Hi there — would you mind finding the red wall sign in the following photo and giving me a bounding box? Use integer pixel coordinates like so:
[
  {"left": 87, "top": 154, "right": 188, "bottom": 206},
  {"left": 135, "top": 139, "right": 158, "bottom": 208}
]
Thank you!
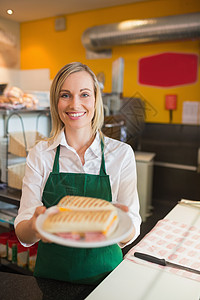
[
  {"left": 138, "top": 52, "right": 198, "bottom": 87},
  {"left": 165, "top": 94, "right": 177, "bottom": 110}
]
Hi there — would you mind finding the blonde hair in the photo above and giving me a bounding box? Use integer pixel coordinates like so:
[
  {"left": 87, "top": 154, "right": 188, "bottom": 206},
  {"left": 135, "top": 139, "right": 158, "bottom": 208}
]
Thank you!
[{"left": 49, "top": 62, "right": 104, "bottom": 140}]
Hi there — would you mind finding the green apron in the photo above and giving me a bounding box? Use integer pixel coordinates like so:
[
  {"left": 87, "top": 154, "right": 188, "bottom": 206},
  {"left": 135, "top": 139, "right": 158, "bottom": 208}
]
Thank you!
[{"left": 34, "top": 141, "right": 122, "bottom": 284}]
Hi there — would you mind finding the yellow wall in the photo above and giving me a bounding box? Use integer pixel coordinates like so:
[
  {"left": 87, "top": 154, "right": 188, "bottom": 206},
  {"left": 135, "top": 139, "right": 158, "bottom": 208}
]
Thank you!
[{"left": 20, "top": 0, "right": 200, "bottom": 123}]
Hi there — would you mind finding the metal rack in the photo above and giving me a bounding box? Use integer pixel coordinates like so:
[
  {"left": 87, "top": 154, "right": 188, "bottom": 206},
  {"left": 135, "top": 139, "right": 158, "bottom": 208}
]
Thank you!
[
  {"left": 3, "top": 109, "right": 51, "bottom": 188},
  {"left": 0, "top": 108, "right": 51, "bottom": 275},
  {"left": 0, "top": 108, "right": 50, "bottom": 137}
]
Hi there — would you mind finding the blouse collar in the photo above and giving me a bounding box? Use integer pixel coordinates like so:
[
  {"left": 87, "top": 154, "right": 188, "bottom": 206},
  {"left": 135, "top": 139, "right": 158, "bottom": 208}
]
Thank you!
[{"left": 46, "top": 128, "right": 102, "bottom": 158}]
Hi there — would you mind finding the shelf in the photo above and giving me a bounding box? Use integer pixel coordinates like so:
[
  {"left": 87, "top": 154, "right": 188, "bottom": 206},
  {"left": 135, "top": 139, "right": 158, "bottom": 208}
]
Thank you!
[
  {"left": 0, "top": 107, "right": 50, "bottom": 116},
  {"left": 0, "top": 107, "right": 51, "bottom": 137},
  {"left": 0, "top": 187, "right": 21, "bottom": 207},
  {"left": 0, "top": 213, "right": 15, "bottom": 225},
  {"left": 0, "top": 257, "right": 33, "bottom": 276}
]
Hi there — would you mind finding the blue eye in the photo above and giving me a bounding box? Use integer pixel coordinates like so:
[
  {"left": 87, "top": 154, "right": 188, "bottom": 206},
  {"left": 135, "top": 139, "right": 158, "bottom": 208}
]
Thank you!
[
  {"left": 82, "top": 93, "right": 89, "bottom": 97},
  {"left": 60, "top": 93, "right": 70, "bottom": 99}
]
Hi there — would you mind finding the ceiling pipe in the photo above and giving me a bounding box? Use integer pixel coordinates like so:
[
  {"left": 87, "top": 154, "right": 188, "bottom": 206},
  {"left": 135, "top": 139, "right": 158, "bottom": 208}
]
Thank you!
[{"left": 82, "top": 12, "right": 200, "bottom": 52}]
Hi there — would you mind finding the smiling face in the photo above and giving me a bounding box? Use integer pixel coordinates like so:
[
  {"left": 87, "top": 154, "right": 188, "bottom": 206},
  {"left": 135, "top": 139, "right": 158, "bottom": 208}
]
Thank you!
[{"left": 58, "top": 71, "right": 95, "bottom": 134}]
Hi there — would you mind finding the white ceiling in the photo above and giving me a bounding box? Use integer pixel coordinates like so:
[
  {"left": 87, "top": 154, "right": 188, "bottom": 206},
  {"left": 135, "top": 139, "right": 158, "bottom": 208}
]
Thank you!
[{"left": 0, "top": 0, "right": 150, "bottom": 23}]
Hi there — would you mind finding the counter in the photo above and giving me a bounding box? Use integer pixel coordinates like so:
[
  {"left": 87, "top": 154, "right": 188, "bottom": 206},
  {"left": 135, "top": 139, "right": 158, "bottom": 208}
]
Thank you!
[
  {"left": 86, "top": 203, "right": 200, "bottom": 300},
  {"left": 0, "top": 271, "right": 96, "bottom": 300}
]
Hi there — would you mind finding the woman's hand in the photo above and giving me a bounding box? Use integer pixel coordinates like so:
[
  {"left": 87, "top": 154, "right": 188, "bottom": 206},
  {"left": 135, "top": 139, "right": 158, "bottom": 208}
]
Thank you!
[
  {"left": 15, "top": 205, "right": 51, "bottom": 244},
  {"left": 31, "top": 206, "right": 51, "bottom": 243},
  {"left": 113, "top": 203, "right": 129, "bottom": 212}
]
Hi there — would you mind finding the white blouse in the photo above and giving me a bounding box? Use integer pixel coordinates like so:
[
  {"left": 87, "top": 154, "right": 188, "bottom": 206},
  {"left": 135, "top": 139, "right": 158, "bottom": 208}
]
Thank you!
[{"left": 14, "top": 130, "right": 141, "bottom": 247}]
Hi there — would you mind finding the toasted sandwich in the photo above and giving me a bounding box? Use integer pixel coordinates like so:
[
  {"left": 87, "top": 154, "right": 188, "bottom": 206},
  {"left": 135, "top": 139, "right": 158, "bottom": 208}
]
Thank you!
[
  {"left": 43, "top": 209, "right": 118, "bottom": 241},
  {"left": 57, "top": 195, "right": 115, "bottom": 211}
]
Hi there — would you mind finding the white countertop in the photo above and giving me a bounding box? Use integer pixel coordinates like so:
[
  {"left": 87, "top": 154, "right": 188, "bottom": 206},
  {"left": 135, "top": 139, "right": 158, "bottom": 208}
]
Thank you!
[{"left": 86, "top": 203, "right": 200, "bottom": 300}]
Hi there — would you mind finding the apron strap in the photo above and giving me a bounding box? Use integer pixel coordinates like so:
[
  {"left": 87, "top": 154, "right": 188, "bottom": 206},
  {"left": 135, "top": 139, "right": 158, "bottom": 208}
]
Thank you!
[
  {"left": 100, "top": 139, "right": 107, "bottom": 176},
  {"left": 52, "top": 145, "right": 60, "bottom": 174}
]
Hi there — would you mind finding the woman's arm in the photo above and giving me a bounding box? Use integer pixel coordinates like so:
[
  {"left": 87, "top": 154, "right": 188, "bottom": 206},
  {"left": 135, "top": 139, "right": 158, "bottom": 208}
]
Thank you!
[
  {"left": 15, "top": 206, "right": 47, "bottom": 244},
  {"left": 114, "top": 144, "right": 141, "bottom": 246}
]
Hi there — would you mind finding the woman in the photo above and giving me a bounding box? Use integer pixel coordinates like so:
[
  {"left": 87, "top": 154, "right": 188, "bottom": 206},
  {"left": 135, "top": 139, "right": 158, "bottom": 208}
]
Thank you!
[{"left": 14, "top": 62, "right": 141, "bottom": 284}]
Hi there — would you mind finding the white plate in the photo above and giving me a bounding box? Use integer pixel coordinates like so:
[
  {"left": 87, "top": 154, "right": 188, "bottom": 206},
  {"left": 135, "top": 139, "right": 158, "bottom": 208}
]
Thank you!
[{"left": 36, "top": 208, "right": 133, "bottom": 248}]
